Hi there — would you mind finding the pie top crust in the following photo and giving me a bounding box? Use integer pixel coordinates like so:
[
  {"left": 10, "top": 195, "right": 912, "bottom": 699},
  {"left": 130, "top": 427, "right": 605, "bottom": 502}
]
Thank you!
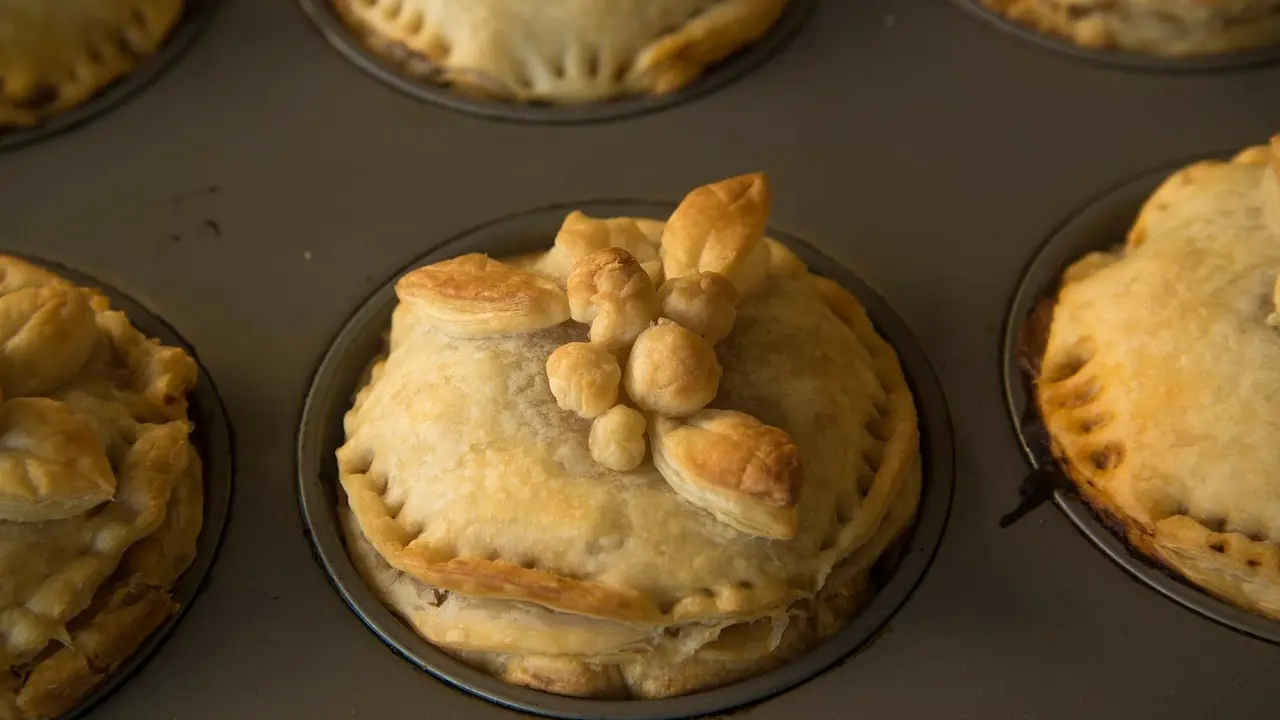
[
  {"left": 332, "top": 0, "right": 792, "bottom": 104},
  {"left": 980, "top": 0, "right": 1280, "bottom": 57},
  {"left": 0, "top": 0, "right": 184, "bottom": 129},
  {"left": 1037, "top": 137, "right": 1280, "bottom": 620},
  {"left": 0, "top": 256, "right": 202, "bottom": 720},
  {"left": 337, "top": 174, "right": 922, "bottom": 698}
]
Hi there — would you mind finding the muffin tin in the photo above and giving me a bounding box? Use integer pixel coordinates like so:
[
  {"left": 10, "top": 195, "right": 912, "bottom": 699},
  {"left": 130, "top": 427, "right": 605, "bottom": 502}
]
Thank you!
[
  {"left": 3, "top": 0, "right": 1280, "bottom": 718},
  {"left": 0, "top": 0, "right": 217, "bottom": 153},
  {"left": 12, "top": 256, "right": 234, "bottom": 720},
  {"left": 948, "top": 0, "right": 1280, "bottom": 72},
  {"left": 296, "top": 204, "right": 955, "bottom": 720},
  {"left": 1000, "top": 159, "right": 1280, "bottom": 645}
]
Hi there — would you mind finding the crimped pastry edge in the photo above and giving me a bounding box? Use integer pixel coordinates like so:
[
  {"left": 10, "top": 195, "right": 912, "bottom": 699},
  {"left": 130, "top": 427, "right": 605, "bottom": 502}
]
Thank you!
[{"left": 1033, "top": 144, "right": 1280, "bottom": 622}]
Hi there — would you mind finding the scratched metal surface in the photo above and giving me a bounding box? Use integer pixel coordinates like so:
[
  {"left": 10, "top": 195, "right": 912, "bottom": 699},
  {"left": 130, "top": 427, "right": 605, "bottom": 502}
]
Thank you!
[{"left": 0, "top": 0, "right": 1278, "bottom": 718}]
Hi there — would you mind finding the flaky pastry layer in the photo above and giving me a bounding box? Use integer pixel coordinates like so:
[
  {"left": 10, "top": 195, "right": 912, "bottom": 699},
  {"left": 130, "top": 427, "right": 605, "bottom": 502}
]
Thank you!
[
  {"left": 1037, "top": 138, "right": 1280, "bottom": 620},
  {"left": 0, "top": 256, "right": 202, "bottom": 720},
  {"left": 332, "top": 0, "right": 791, "bottom": 103}
]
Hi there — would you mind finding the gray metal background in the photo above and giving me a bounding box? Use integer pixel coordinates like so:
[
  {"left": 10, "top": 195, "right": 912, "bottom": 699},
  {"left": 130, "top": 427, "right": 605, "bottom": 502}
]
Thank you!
[{"left": 1, "top": 0, "right": 1277, "bottom": 718}]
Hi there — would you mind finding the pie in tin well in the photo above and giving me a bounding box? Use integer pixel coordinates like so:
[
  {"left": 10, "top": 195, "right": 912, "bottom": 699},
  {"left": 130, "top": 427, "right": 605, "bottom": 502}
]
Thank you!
[
  {"left": 0, "top": 256, "right": 202, "bottom": 720},
  {"left": 979, "top": 0, "right": 1280, "bottom": 58},
  {"left": 331, "top": 0, "right": 793, "bottom": 104},
  {"left": 1033, "top": 136, "right": 1280, "bottom": 621},
  {"left": 337, "top": 173, "right": 924, "bottom": 699},
  {"left": 0, "top": 0, "right": 184, "bottom": 130}
]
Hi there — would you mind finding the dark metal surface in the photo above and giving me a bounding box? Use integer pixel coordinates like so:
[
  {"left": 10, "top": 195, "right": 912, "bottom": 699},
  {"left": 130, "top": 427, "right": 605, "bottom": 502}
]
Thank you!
[
  {"left": 0, "top": 0, "right": 217, "bottom": 154},
  {"left": 295, "top": 205, "right": 956, "bottom": 719},
  {"left": 948, "top": 0, "right": 1280, "bottom": 73},
  {"left": 1, "top": 0, "right": 1279, "bottom": 718},
  {"left": 297, "top": 0, "right": 817, "bottom": 124},
  {"left": 999, "top": 161, "right": 1280, "bottom": 645},
  {"left": 12, "top": 256, "right": 235, "bottom": 720}
]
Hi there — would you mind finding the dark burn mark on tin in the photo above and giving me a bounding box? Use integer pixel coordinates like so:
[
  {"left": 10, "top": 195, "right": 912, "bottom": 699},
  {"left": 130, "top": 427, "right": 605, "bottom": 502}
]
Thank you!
[
  {"left": 203, "top": 219, "right": 222, "bottom": 237},
  {"left": 1000, "top": 294, "right": 1068, "bottom": 529}
]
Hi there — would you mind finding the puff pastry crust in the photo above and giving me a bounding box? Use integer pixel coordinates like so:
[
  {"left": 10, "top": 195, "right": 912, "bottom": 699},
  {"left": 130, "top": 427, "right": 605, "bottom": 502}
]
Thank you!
[
  {"left": 980, "top": 0, "right": 1280, "bottom": 57},
  {"left": 332, "top": 0, "right": 792, "bottom": 104},
  {"left": 337, "top": 175, "right": 922, "bottom": 698},
  {"left": 0, "top": 256, "right": 202, "bottom": 719},
  {"left": 1036, "top": 136, "right": 1280, "bottom": 620},
  {"left": 0, "top": 0, "right": 184, "bottom": 129}
]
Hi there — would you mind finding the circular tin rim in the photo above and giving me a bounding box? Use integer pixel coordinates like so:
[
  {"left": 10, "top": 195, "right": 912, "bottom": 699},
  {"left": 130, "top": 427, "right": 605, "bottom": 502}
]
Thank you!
[
  {"left": 999, "top": 157, "right": 1280, "bottom": 645},
  {"left": 296, "top": 201, "right": 955, "bottom": 719},
  {"left": 0, "top": 0, "right": 218, "bottom": 154},
  {"left": 8, "top": 253, "right": 237, "bottom": 718},
  {"left": 295, "top": 0, "right": 817, "bottom": 124},
  {"left": 948, "top": 0, "right": 1280, "bottom": 73}
]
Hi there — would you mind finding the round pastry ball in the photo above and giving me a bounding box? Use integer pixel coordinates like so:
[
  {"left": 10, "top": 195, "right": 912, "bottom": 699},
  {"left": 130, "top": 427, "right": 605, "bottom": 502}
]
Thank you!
[
  {"left": 546, "top": 342, "right": 621, "bottom": 419},
  {"left": 624, "top": 319, "right": 722, "bottom": 417},
  {"left": 657, "top": 271, "right": 738, "bottom": 345},
  {"left": 567, "top": 248, "right": 659, "bottom": 350},
  {"left": 589, "top": 405, "right": 648, "bottom": 472}
]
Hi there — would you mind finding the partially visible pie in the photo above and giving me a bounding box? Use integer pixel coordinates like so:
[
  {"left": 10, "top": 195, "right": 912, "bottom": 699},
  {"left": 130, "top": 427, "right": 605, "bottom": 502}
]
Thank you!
[
  {"left": 0, "top": 256, "right": 202, "bottom": 720},
  {"left": 337, "top": 173, "right": 923, "bottom": 699},
  {"left": 0, "top": 0, "right": 184, "bottom": 129},
  {"left": 1034, "top": 136, "right": 1280, "bottom": 620},
  {"left": 332, "top": 0, "right": 793, "bottom": 104},
  {"left": 979, "top": 0, "right": 1280, "bottom": 57}
]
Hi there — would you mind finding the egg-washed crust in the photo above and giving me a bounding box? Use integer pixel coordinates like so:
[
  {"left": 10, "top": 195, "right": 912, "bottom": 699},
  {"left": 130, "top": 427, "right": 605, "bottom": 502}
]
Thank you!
[
  {"left": 0, "top": 256, "right": 202, "bottom": 719},
  {"left": 1035, "top": 139, "right": 1280, "bottom": 621},
  {"left": 331, "top": 0, "right": 791, "bottom": 104},
  {"left": 339, "top": 254, "right": 920, "bottom": 630},
  {"left": 339, "top": 399, "right": 923, "bottom": 699},
  {"left": 0, "top": 0, "right": 184, "bottom": 130},
  {"left": 395, "top": 254, "right": 570, "bottom": 338},
  {"left": 979, "top": 0, "right": 1280, "bottom": 58}
]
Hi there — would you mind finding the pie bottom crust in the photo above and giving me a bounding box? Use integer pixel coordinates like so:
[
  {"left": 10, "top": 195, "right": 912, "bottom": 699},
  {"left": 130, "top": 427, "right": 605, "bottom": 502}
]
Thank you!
[{"left": 0, "top": 446, "right": 203, "bottom": 720}]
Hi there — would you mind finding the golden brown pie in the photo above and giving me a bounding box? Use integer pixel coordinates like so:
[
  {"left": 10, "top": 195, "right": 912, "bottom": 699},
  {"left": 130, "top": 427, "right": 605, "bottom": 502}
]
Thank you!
[
  {"left": 979, "top": 0, "right": 1280, "bottom": 57},
  {"left": 337, "top": 173, "right": 923, "bottom": 699},
  {"left": 1034, "top": 136, "right": 1280, "bottom": 621},
  {"left": 0, "top": 256, "right": 202, "bottom": 720},
  {"left": 332, "top": 0, "right": 792, "bottom": 104},
  {"left": 0, "top": 0, "right": 184, "bottom": 130}
]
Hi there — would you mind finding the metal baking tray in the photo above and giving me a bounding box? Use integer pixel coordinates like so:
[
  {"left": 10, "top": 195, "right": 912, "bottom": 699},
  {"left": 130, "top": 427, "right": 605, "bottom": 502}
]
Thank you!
[
  {"left": 999, "top": 158, "right": 1280, "bottom": 645},
  {"left": 298, "top": 0, "right": 818, "bottom": 123},
  {"left": 2, "top": 0, "right": 1280, "bottom": 718},
  {"left": 0, "top": 0, "right": 217, "bottom": 154},
  {"left": 948, "top": 0, "right": 1280, "bottom": 72},
  {"left": 295, "top": 204, "right": 956, "bottom": 720},
  {"left": 11, "top": 256, "right": 234, "bottom": 720}
]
